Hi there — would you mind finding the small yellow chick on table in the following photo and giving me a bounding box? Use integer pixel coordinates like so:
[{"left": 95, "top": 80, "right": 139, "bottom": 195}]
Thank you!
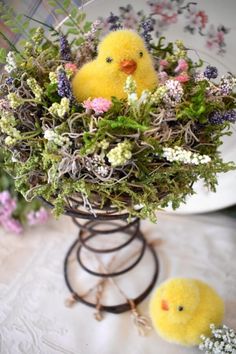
[
  {"left": 149, "top": 278, "right": 224, "bottom": 346},
  {"left": 72, "top": 30, "right": 158, "bottom": 101}
]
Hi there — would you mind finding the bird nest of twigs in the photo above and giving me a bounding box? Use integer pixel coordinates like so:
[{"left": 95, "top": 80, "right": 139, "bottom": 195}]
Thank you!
[{"left": 0, "top": 4, "right": 235, "bottom": 221}]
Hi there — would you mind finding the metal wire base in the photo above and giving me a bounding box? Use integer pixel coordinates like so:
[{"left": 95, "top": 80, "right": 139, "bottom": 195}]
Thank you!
[{"left": 64, "top": 217, "right": 159, "bottom": 314}]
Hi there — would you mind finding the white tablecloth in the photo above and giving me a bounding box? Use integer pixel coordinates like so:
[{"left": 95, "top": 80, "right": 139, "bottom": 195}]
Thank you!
[{"left": 0, "top": 212, "right": 236, "bottom": 354}]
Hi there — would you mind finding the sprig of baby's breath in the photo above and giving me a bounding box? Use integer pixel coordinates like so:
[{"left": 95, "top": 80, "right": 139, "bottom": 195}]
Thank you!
[{"left": 199, "top": 324, "right": 236, "bottom": 353}]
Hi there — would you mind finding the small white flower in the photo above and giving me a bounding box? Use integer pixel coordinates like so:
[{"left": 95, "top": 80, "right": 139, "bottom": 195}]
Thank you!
[
  {"left": 44, "top": 129, "right": 56, "bottom": 141},
  {"left": 139, "top": 90, "right": 151, "bottom": 104},
  {"left": 162, "top": 146, "right": 211, "bottom": 165},
  {"left": 4, "top": 51, "right": 17, "bottom": 73},
  {"left": 128, "top": 92, "right": 138, "bottom": 105}
]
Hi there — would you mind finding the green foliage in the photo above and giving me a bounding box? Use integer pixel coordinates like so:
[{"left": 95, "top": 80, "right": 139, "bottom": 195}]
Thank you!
[
  {"left": 0, "top": 47, "right": 6, "bottom": 64},
  {"left": 47, "top": 0, "right": 91, "bottom": 42},
  {"left": 151, "top": 36, "right": 174, "bottom": 58},
  {"left": 177, "top": 81, "right": 209, "bottom": 122},
  {"left": 98, "top": 116, "right": 149, "bottom": 132},
  {"left": 0, "top": 3, "right": 30, "bottom": 38}
]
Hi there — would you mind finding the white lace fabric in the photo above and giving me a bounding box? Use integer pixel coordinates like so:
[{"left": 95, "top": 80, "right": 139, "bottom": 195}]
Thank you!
[{"left": 0, "top": 213, "right": 235, "bottom": 354}]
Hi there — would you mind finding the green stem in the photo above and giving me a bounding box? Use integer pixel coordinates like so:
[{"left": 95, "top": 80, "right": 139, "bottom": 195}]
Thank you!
[
  {"left": 0, "top": 31, "right": 21, "bottom": 55},
  {"left": 24, "top": 15, "right": 61, "bottom": 36},
  {"left": 20, "top": 128, "right": 42, "bottom": 139}
]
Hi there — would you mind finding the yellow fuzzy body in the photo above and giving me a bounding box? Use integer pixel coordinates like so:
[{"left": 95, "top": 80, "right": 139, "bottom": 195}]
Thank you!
[
  {"left": 72, "top": 30, "right": 158, "bottom": 101},
  {"left": 149, "top": 278, "right": 224, "bottom": 346}
]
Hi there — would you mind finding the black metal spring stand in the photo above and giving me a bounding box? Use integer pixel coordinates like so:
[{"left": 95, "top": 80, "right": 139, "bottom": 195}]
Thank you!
[{"left": 41, "top": 197, "right": 159, "bottom": 314}]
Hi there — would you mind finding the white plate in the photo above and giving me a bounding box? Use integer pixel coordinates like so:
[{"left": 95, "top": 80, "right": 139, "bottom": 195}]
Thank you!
[{"left": 82, "top": 0, "right": 236, "bottom": 214}]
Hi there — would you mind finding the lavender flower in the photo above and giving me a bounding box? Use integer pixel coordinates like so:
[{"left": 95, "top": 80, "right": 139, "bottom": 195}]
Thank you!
[
  {"left": 208, "top": 110, "right": 236, "bottom": 124},
  {"left": 224, "top": 109, "right": 236, "bottom": 122},
  {"left": 5, "top": 77, "right": 14, "bottom": 85},
  {"left": 208, "top": 111, "right": 225, "bottom": 124},
  {"left": 85, "top": 20, "right": 101, "bottom": 40},
  {"left": 57, "top": 69, "right": 73, "bottom": 100},
  {"left": 140, "top": 17, "right": 154, "bottom": 48},
  {"left": 59, "top": 35, "right": 72, "bottom": 62},
  {"left": 204, "top": 65, "right": 218, "bottom": 79},
  {"left": 107, "top": 12, "right": 122, "bottom": 31}
]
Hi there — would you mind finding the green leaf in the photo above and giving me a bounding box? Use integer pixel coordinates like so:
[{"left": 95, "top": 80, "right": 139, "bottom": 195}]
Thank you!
[
  {"left": 83, "top": 21, "right": 92, "bottom": 32},
  {"left": 55, "top": 8, "right": 65, "bottom": 15},
  {"left": 1, "top": 15, "right": 10, "bottom": 21},
  {"left": 63, "top": 19, "right": 74, "bottom": 27},
  {"left": 99, "top": 116, "right": 149, "bottom": 132},
  {"left": 63, "top": 0, "right": 71, "bottom": 9},
  {"left": 67, "top": 28, "right": 79, "bottom": 35},
  {"left": 48, "top": 0, "right": 56, "bottom": 6},
  {"left": 70, "top": 7, "right": 78, "bottom": 18},
  {"left": 11, "top": 28, "right": 21, "bottom": 33},
  {"left": 5, "top": 20, "right": 15, "bottom": 26},
  {"left": 0, "top": 47, "right": 7, "bottom": 63},
  {"left": 16, "top": 14, "right": 23, "bottom": 22},
  {"left": 22, "top": 20, "right": 30, "bottom": 29},
  {"left": 74, "top": 37, "right": 84, "bottom": 46},
  {"left": 77, "top": 12, "right": 86, "bottom": 23}
]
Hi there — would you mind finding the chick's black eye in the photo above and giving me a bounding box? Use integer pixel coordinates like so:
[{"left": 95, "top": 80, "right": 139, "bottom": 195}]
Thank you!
[
  {"left": 139, "top": 51, "right": 143, "bottom": 58},
  {"left": 106, "top": 57, "right": 113, "bottom": 63},
  {"left": 178, "top": 306, "right": 184, "bottom": 312}
]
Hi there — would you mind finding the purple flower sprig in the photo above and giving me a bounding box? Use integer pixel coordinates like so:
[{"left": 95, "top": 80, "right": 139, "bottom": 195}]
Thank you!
[
  {"left": 204, "top": 65, "right": 218, "bottom": 79},
  {"left": 107, "top": 12, "right": 122, "bottom": 31},
  {"left": 57, "top": 69, "right": 73, "bottom": 101},
  {"left": 59, "top": 35, "right": 73, "bottom": 62},
  {"left": 140, "top": 17, "right": 154, "bottom": 49},
  {"left": 208, "top": 110, "right": 236, "bottom": 124}
]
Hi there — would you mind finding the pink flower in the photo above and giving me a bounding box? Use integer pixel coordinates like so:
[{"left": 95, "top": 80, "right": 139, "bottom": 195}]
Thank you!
[
  {"left": 83, "top": 98, "right": 112, "bottom": 115},
  {"left": 175, "top": 59, "right": 189, "bottom": 73},
  {"left": 0, "top": 191, "right": 17, "bottom": 217},
  {"left": 1, "top": 217, "right": 23, "bottom": 234},
  {"left": 0, "top": 191, "right": 11, "bottom": 204},
  {"left": 175, "top": 73, "right": 190, "bottom": 83},
  {"left": 64, "top": 62, "right": 77, "bottom": 75},
  {"left": 159, "top": 59, "right": 169, "bottom": 68},
  {"left": 158, "top": 71, "right": 169, "bottom": 84},
  {"left": 27, "top": 207, "right": 49, "bottom": 226},
  {"left": 83, "top": 99, "right": 93, "bottom": 111}
]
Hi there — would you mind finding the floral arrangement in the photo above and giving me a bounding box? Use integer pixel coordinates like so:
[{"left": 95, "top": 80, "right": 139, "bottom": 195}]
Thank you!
[
  {"left": 199, "top": 324, "right": 236, "bottom": 354},
  {"left": 0, "top": 160, "right": 48, "bottom": 234},
  {"left": 0, "top": 1, "right": 235, "bottom": 221}
]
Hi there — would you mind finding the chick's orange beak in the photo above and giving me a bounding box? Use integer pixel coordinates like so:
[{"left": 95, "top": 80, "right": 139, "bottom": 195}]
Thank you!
[
  {"left": 120, "top": 60, "right": 137, "bottom": 75},
  {"left": 161, "top": 300, "right": 169, "bottom": 311}
]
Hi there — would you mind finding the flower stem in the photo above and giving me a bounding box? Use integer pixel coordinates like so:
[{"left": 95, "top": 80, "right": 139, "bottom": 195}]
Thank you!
[{"left": 0, "top": 31, "right": 21, "bottom": 55}]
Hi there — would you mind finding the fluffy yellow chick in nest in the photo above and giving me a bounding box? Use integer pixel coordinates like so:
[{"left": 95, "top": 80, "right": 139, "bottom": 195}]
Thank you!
[
  {"left": 149, "top": 278, "right": 224, "bottom": 346},
  {"left": 72, "top": 30, "right": 158, "bottom": 101}
]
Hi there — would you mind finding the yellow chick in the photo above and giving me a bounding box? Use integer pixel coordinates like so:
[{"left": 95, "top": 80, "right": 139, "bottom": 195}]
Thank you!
[
  {"left": 149, "top": 278, "right": 224, "bottom": 346},
  {"left": 72, "top": 30, "right": 158, "bottom": 101}
]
